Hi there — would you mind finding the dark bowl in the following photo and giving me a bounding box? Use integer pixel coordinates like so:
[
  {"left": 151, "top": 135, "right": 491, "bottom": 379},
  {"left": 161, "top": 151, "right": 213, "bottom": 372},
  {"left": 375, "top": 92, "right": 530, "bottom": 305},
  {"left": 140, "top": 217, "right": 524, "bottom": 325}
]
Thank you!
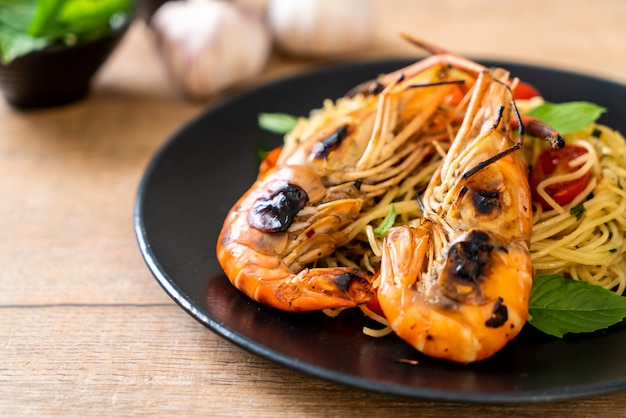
[
  {"left": 0, "top": 24, "right": 131, "bottom": 109},
  {"left": 137, "top": 0, "right": 172, "bottom": 23}
]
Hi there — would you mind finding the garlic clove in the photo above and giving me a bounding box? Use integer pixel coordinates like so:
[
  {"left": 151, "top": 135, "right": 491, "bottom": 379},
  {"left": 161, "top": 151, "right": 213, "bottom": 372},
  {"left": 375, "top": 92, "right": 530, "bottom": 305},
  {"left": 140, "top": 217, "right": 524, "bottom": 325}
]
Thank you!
[
  {"left": 267, "top": 0, "right": 374, "bottom": 57},
  {"left": 152, "top": 0, "right": 272, "bottom": 100}
]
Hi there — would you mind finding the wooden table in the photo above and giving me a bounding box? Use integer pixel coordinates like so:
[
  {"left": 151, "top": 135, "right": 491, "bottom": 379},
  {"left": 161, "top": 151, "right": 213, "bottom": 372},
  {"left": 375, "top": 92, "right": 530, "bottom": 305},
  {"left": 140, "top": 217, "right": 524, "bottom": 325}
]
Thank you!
[{"left": 2, "top": 0, "right": 625, "bottom": 416}]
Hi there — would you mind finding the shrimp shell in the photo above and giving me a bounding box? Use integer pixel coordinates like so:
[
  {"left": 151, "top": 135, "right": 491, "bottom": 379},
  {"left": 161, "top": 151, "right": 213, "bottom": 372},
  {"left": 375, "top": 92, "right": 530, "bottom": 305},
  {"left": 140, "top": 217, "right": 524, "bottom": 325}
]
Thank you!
[
  {"left": 377, "top": 68, "right": 533, "bottom": 363},
  {"left": 217, "top": 60, "right": 470, "bottom": 311}
]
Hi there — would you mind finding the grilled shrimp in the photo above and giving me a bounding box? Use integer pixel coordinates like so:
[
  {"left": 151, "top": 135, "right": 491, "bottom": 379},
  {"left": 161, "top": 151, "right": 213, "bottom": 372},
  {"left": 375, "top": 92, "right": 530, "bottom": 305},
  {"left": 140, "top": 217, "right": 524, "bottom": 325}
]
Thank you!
[
  {"left": 217, "top": 58, "right": 479, "bottom": 312},
  {"left": 377, "top": 67, "right": 534, "bottom": 363}
]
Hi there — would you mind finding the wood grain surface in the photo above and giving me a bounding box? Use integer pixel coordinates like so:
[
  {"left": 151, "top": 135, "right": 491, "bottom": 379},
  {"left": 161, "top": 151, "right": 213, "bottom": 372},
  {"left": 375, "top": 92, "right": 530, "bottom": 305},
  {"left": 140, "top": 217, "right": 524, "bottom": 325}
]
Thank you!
[{"left": 1, "top": 0, "right": 625, "bottom": 416}]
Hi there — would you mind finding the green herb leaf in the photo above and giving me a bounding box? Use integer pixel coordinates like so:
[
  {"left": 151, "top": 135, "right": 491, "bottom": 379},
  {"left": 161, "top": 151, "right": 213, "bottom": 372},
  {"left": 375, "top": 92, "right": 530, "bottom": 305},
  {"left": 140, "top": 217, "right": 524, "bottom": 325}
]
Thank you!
[
  {"left": 528, "top": 274, "right": 626, "bottom": 337},
  {"left": 28, "top": 0, "right": 64, "bottom": 37},
  {"left": 0, "top": 31, "right": 48, "bottom": 64},
  {"left": 258, "top": 113, "right": 299, "bottom": 135},
  {"left": 57, "top": 0, "right": 132, "bottom": 39},
  {"left": 0, "top": 0, "right": 133, "bottom": 64},
  {"left": 527, "top": 101, "right": 606, "bottom": 134},
  {"left": 374, "top": 204, "right": 396, "bottom": 237},
  {"left": 570, "top": 202, "right": 586, "bottom": 220}
]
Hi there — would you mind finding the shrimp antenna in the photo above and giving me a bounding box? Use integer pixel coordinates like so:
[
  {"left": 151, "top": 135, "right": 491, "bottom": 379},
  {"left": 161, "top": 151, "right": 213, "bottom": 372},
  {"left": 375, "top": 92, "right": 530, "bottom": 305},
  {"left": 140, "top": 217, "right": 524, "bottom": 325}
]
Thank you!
[
  {"left": 400, "top": 33, "right": 451, "bottom": 56},
  {"left": 461, "top": 79, "right": 524, "bottom": 180},
  {"left": 408, "top": 79, "right": 466, "bottom": 89}
]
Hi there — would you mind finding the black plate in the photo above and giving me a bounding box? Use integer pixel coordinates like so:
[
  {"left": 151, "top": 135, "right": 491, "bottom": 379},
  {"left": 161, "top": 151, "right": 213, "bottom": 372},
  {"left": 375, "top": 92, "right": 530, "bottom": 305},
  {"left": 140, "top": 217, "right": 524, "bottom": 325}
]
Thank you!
[{"left": 134, "top": 59, "right": 626, "bottom": 403}]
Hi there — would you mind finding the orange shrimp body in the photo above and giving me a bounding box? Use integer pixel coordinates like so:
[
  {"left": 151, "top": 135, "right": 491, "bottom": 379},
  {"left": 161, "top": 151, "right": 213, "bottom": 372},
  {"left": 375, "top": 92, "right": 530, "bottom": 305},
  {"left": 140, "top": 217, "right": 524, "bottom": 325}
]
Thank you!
[
  {"left": 377, "top": 68, "right": 533, "bottom": 363},
  {"left": 218, "top": 163, "right": 372, "bottom": 311},
  {"left": 217, "top": 62, "right": 466, "bottom": 312}
]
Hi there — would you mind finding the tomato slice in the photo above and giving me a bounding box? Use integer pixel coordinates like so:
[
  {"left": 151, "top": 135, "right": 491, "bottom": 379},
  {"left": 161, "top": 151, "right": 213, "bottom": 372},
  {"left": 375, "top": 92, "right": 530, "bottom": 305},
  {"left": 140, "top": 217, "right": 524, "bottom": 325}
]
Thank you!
[
  {"left": 512, "top": 81, "right": 541, "bottom": 100},
  {"left": 529, "top": 145, "right": 591, "bottom": 208}
]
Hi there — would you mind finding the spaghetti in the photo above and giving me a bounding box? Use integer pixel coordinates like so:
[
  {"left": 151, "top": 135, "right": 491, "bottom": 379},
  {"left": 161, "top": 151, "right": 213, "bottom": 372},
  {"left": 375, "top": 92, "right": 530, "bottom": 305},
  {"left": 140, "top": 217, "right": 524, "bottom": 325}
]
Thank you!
[
  {"left": 306, "top": 100, "right": 626, "bottom": 297},
  {"left": 305, "top": 97, "right": 626, "bottom": 334},
  {"left": 528, "top": 123, "right": 626, "bottom": 294},
  {"left": 283, "top": 91, "right": 453, "bottom": 277}
]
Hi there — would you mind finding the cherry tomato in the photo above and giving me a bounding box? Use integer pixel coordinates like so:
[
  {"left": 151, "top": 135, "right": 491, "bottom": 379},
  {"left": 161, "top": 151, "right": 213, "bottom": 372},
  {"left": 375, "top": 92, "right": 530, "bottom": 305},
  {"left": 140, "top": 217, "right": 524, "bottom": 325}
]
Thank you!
[
  {"left": 365, "top": 294, "right": 385, "bottom": 317},
  {"left": 529, "top": 145, "right": 591, "bottom": 208},
  {"left": 445, "top": 80, "right": 540, "bottom": 106},
  {"left": 512, "top": 81, "right": 541, "bottom": 100}
]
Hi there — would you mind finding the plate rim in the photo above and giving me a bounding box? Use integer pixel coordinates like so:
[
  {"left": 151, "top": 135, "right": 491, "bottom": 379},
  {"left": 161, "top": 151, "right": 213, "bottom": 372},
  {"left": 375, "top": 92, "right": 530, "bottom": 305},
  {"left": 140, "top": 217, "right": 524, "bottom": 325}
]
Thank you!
[{"left": 134, "top": 57, "right": 626, "bottom": 404}]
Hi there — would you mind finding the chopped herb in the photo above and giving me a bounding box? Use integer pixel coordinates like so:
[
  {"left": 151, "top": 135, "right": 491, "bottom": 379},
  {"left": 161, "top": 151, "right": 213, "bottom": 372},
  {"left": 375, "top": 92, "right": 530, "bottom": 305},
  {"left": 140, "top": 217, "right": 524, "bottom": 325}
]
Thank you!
[
  {"left": 591, "top": 127, "right": 603, "bottom": 138},
  {"left": 609, "top": 249, "right": 618, "bottom": 253},
  {"left": 258, "top": 113, "right": 299, "bottom": 135},
  {"left": 570, "top": 202, "right": 586, "bottom": 220},
  {"left": 374, "top": 204, "right": 396, "bottom": 237},
  {"left": 528, "top": 274, "right": 626, "bottom": 338},
  {"left": 527, "top": 101, "right": 606, "bottom": 134}
]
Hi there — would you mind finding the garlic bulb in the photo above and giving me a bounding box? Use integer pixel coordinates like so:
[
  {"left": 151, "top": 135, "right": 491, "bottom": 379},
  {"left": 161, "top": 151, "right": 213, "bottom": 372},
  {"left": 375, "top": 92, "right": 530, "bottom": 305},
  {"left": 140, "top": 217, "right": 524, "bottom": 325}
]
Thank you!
[
  {"left": 267, "top": 0, "right": 374, "bottom": 57},
  {"left": 151, "top": 0, "right": 271, "bottom": 100}
]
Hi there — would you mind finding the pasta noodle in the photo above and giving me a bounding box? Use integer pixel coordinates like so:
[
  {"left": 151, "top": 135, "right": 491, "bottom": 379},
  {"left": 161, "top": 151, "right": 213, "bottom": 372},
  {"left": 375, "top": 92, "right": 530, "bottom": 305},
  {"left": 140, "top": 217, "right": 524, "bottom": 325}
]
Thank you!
[
  {"left": 290, "top": 90, "right": 626, "bottom": 331},
  {"left": 344, "top": 121, "right": 626, "bottom": 335},
  {"left": 528, "top": 124, "right": 626, "bottom": 294},
  {"left": 334, "top": 119, "right": 626, "bottom": 297}
]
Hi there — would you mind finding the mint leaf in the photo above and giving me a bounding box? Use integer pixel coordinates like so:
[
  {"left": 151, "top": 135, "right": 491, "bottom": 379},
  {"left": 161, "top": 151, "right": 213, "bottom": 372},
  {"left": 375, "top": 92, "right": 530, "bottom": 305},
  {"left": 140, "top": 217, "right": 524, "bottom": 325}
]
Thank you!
[
  {"left": 527, "top": 101, "right": 606, "bottom": 134},
  {"left": 0, "top": 1, "right": 38, "bottom": 63},
  {"left": 28, "top": 0, "right": 64, "bottom": 37},
  {"left": 528, "top": 274, "right": 626, "bottom": 337},
  {"left": 0, "top": 0, "right": 133, "bottom": 64},
  {"left": 57, "top": 0, "right": 132, "bottom": 40},
  {"left": 374, "top": 204, "right": 396, "bottom": 237},
  {"left": 258, "top": 113, "right": 299, "bottom": 135},
  {"left": 0, "top": 31, "right": 48, "bottom": 64}
]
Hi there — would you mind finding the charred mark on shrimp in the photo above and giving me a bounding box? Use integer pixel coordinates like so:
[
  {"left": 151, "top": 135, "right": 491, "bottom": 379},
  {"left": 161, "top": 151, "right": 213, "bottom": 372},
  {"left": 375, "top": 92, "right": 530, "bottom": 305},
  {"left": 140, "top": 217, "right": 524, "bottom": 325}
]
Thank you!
[
  {"left": 313, "top": 125, "right": 349, "bottom": 159},
  {"left": 334, "top": 272, "right": 368, "bottom": 293},
  {"left": 472, "top": 188, "right": 501, "bottom": 215},
  {"left": 441, "top": 231, "right": 494, "bottom": 302},
  {"left": 248, "top": 183, "right": 308, "bottom": 233},
  {"left": 368, "top": 81, "right": 385, "bottom": 95},
  {"left": 485, "top": 297, "right": 508, "bottom": 328},
  {"left": 453, "top": 231, "right": 493, "bottom": 281}
]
